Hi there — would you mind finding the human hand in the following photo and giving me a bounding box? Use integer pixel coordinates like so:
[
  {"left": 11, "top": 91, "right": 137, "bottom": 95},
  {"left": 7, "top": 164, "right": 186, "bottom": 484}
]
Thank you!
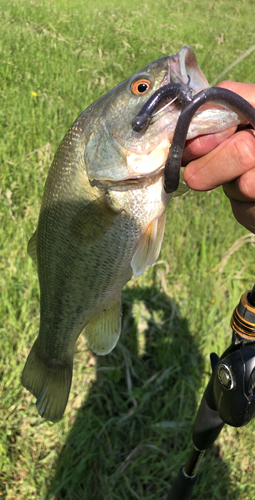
[{"left": 183, "top": 81, "right": 255, "bottom": 233}]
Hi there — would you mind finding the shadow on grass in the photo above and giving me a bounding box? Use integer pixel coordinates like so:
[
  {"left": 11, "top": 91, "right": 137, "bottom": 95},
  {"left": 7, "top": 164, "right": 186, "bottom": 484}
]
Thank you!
[{"left": 46, "top": 284, "right": 233, "bottom": 500}]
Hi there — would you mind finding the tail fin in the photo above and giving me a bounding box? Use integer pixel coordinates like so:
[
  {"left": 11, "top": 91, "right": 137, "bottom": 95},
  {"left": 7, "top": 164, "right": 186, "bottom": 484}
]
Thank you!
[{"left": 21, "top": 340, "right": 73, "bottom": 423}]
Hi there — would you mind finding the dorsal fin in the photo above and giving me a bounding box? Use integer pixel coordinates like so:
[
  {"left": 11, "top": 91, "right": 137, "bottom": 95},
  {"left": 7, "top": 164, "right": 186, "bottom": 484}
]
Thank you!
[{"left": 27, "top": 231, "right": 37, "bottom": 266}]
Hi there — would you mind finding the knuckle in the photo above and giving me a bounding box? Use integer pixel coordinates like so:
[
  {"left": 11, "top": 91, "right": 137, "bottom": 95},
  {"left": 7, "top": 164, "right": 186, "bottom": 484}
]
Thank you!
[
  {"left": 218, "top": 80, "right": 234, "bottom": 88},
  {"left": 239, "top": 169, "right": 255, "bottom": 200},
  {"left": 232, "top": 131, "right": 255, "bottom": 173}
]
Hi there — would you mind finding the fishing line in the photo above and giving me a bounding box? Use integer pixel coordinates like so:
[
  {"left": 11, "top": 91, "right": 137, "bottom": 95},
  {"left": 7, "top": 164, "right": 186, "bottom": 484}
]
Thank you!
[
  {"left": 150, "top": 96, "right": 178, "bottom": 117},
  {"left": 210, "top": 44, "right": 255, "bottom": 86}
]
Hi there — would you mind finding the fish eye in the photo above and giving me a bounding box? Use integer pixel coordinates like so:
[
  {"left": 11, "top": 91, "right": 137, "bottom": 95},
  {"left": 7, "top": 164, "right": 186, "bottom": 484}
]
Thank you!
[{"left": 131, "top": 78, "right": 152, "bottom": 95}]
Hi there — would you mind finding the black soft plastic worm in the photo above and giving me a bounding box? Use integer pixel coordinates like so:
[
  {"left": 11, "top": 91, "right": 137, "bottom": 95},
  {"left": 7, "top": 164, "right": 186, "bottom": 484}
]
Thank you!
[
  {"left": 163, "top": 87, "right": 255, "bottom": 193},
  {"left": 131, "top": 81, "right": 193, "bottom": 132}
]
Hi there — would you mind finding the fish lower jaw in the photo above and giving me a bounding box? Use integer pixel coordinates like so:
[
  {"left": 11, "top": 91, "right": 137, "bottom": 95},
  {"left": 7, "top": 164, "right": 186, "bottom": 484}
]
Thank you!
[
  {"left": 90, "top": 166, "right": 165, "bottom": 190},
  {"left": 126, "top": 137, "right": 170, "bottom": 177}
]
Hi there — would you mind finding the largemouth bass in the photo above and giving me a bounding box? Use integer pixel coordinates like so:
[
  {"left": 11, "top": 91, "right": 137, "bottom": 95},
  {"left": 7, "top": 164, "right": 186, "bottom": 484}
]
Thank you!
[{"left": 22, "top": 46, "right": 243, "bottom": 422}]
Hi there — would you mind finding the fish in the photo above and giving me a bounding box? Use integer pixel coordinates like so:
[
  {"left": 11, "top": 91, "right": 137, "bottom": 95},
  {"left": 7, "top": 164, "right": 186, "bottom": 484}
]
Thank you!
[{"left": 22, "top": 46, "right": 244, "bottom": 422}]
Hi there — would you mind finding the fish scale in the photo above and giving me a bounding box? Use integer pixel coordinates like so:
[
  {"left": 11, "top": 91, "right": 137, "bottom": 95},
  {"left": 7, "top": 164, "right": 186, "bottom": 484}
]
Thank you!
[{"left": 22, "top": 46, "right": 244, "bottom": 422}]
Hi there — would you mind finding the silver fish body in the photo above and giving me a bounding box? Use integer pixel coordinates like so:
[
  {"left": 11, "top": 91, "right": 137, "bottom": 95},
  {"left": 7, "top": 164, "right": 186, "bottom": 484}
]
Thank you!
[{"left": 22, "top": 46, "right": 243, "bottom": 422}]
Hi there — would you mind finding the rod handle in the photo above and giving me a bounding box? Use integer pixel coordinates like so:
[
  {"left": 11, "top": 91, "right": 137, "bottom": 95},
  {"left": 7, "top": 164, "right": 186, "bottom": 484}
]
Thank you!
[{"left": 167, "top": 466, "right": 197, "bottom": 500}]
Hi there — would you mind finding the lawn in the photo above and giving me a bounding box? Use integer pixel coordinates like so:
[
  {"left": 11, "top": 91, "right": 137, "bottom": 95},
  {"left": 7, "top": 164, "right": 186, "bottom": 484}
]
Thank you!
[{"left": 1, "top": 0, "right": 255, "bottom": 498}]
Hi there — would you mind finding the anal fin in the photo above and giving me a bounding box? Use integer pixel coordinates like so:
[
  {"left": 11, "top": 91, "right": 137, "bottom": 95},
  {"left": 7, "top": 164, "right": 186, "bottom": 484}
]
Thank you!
[
  {"left": 86, "top": 299, "right": 122, "bottom": 355},
  {"left": 22, "top": 339, "right": 73, "bottom": 423}
]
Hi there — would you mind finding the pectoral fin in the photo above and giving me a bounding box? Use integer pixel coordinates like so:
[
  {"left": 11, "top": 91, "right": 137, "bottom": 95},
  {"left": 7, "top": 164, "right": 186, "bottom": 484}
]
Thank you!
[
  {"left": 27, "top": 230, "right": 37, "bottom": 266},
  {"left": 71, "top": 196, "right": 120, "bottom": 243},
  {"left": 86, "top": 299, "right": 122, "bottom": 355},
  {"left": 131, "top": 213, "right": 166, "bottom": 278},
  {"left": 173, "top": 182, "right": 189, "bottom": 197}
]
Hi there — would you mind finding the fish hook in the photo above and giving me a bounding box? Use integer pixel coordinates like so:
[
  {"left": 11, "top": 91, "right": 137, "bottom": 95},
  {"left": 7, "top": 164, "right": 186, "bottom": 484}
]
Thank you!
[
  {"left": 132, "top": 78, "right": 193, "bottom": 133},
  {"left": 163, "top": 87, "right": 255, "bottom": 193}
]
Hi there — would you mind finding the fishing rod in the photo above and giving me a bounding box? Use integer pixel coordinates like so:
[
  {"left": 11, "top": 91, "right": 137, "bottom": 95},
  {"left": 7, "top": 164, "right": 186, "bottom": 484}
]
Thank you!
[{"left": 133, "top": 86, "right": 255, "bottom": 499}]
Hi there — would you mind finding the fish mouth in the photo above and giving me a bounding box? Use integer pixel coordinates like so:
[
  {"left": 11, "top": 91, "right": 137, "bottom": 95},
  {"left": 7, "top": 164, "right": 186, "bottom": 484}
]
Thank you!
[
  {"left": 146, "top": 46, "right": 242, "bottom": 138},
  {"left": 143, "top": 46, "right": 210, "bottom": 121},
  {"left": 90, "top": 165, "right": 165, "bottom": 190},
  {"left": 124, "top": 46, "right": 243, "bottom": 179},
  {"left": 168, "top": 46, "right": 210, "bottom": 92},
  {"left": 129, "top": 46, "right": 212, "bottom": 137},
  {"left": 166, "top": 46, "right": 244, "bottom": 135}
]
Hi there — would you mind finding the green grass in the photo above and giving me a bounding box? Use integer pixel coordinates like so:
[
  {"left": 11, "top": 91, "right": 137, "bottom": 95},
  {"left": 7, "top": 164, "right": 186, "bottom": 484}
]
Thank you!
[{"left": 1, "top": 0, "right": 255, "bottom": 498}]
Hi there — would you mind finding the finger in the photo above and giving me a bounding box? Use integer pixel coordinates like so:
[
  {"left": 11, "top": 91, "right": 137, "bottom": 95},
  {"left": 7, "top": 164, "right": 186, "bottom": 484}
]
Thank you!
[
  {"left": 183, "top": 129, "right": 255, "bottom": 191},
  {"left": 227, "top": 198, "right": 255, "bottom": 234},
  {"left": 217, "top": 81, "right": 255, "bottom": 108},
  {"left": 223, "top": 167, "right": 255, "bottom": 202},
  {"left": 183, "top": 80, "right": 255, "bottom": 162},
  {"left": 183, "top": 126, "right": 236, "bottom": 163}
]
